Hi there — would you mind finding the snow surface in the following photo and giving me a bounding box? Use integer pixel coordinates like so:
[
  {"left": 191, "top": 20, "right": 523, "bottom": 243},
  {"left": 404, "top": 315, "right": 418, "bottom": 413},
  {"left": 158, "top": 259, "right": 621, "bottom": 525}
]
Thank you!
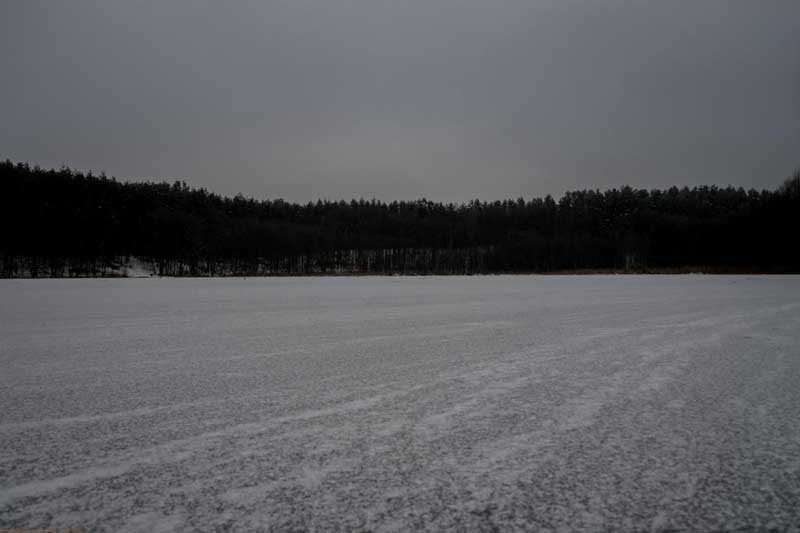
[{"left": 1, "top": 275, "right": 799, "bottom": 531}]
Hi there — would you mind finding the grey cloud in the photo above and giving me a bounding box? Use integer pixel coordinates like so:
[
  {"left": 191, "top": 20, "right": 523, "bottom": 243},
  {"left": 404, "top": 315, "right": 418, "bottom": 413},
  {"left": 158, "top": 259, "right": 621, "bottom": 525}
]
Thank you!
[{"left": 2, "top": 0, "right": 798, "bottom": 201}]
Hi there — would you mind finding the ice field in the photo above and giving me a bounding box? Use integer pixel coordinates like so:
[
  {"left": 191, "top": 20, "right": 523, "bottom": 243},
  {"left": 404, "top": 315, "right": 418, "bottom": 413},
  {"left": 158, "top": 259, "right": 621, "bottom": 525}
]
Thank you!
[{"left": 1, "top": 275, "right": 799, "bottom": 531}]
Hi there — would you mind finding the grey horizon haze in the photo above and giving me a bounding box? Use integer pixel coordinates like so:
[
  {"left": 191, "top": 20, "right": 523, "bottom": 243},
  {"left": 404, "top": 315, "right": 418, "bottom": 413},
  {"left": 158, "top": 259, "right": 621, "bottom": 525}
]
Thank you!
[{"left": 2, "top": 0, "right": 798, "bottom": 202}]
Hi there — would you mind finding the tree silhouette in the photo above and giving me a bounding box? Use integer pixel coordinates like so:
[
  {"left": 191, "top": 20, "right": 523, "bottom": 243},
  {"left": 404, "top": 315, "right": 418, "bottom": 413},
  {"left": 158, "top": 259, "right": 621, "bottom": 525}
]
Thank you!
[{"left": 1, "top": 159, "right": 798, "bottom": 277}]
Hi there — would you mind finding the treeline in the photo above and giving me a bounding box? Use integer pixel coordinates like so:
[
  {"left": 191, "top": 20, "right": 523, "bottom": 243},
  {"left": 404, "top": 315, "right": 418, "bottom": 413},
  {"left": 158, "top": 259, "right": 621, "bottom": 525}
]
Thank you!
[{"left": 1, "top": 159, "right": 798, "bottom": 277}]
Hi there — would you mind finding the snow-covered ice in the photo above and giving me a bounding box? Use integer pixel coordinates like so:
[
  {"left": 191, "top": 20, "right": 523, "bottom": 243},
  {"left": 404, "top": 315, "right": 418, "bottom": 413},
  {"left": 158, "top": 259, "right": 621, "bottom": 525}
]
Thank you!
[{"left": 1, "top": 275, "right": 799, "bottom": 531}]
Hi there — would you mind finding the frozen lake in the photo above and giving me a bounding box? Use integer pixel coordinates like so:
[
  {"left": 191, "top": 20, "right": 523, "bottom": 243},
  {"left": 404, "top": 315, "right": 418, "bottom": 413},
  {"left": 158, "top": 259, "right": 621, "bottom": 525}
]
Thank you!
[{"left": 1, "top": 275, "right": 799, "bottom": 531}]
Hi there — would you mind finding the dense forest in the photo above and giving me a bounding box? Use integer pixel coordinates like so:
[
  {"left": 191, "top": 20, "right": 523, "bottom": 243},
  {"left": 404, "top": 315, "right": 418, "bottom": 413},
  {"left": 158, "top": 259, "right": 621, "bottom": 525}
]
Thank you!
[{"left": 1, "top": 159, "right": 798, "bottom": 277}]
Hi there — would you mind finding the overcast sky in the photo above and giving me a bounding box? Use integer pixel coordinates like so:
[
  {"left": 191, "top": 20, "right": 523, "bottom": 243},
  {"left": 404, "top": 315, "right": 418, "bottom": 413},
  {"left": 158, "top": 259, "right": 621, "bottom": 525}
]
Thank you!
[{"left": 2, "top": 1, "right": 798, "bottom": 202}]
